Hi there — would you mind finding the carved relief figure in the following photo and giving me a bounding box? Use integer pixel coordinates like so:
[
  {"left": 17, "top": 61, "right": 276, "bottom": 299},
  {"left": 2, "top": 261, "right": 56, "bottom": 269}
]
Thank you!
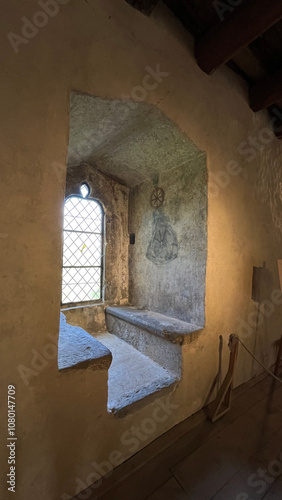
[{"left": 146, "top": 211, "right": 178, "bottom": 265}]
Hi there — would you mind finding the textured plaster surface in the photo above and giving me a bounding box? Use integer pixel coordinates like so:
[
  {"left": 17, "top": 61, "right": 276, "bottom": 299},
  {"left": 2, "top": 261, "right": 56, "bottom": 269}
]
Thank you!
[
  {"left": 129, "top": 159, "right": 207, "bottom": 325},
  {"left": 68, "top": 94, "right": 203, "bottom": 187},
  {"left": 1, "top": 1, "right": 282, "bottom": 499},
  {"left": 95, "top": 332, "right": 177, "bottom": 414},
  {"left": 58, "top": 313, "right": 111, "bottom": 371}
]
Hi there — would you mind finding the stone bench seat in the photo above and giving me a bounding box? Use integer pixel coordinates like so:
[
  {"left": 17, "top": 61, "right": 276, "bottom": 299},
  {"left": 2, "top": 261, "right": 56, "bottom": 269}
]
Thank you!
[
  {"left": 58, "top": 313, "right": 112, "bottom": 372},
  {"left": 106, "top": 306, "right": 202, "bottom": 345}
]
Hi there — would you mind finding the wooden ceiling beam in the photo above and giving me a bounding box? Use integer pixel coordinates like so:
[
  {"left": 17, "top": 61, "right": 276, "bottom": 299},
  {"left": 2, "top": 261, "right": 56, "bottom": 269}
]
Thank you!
[
  {"left": 274, "top": 125, "right": 282, "bottom": 140},
  {"left": 268, "top": 106, "right": 282, "bottom": 139},
  {"left": 195, "top": 0, "right": 282, "bottom": 75},
  {"left": 125, "top": 0, "right": 159, "bottom": 15},
  {"left": 249, "top": 69, "right": 282, "bottom": 111},
  {"left": 163, "top": 0, "right": 207, "bottom": 38},
  {"left": 270, "top": 107, "right": 282, "bottom": 139}
]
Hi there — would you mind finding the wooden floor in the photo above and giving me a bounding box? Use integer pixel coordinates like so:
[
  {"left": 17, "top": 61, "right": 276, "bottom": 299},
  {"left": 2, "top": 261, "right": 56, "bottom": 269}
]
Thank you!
[{"left": 95, "top": 373, "right": 282, "bottom": 500}]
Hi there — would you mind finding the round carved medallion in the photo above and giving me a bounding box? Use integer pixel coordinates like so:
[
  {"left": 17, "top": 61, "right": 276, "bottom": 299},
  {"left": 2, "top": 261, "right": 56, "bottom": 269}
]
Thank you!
[{"left": 150, "top": 187, "right": 165, "bottom": 208}]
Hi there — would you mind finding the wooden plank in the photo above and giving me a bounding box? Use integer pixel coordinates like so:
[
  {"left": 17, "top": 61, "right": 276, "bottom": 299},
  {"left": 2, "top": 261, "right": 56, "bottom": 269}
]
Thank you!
[
  {"left": 88, "top": 375, "right": 279, "bottom": 500},
  {"left": 274, "top": 335, "right": 282, "bottom": 377},
  {"left": 96, "top": 380, "right": 282, "bottom": 500},
  {"left": 195, "top": 0, "right": 282, "bottom": 74},
  {"left": 163, "top": 0, "right": 206, "bottom": 38},
  {"left": 276, "top": 128, "right": 282, "bottom": 140},
  {"left": 263, "top": 474, "right": 282, "bottom": 499},
  {"left": 231, "top": 46, "right": 267, "bottom": 81},
  {"left": 212, "top": 425, "right": 282, "bottom": 500},
  {"left": 250, "top": 69, "right": 282, "bottom": 111},
  {"left": 95, "top": 459, "right": 172, "bottom": 500},
  {"left": 146, "top": 477, "right": 189, "bottom": 500},
  {"left": 125, "top": 0, "right": 159, "bottom": 15},
  {"left": 172, "top": 386, "right": 282, "bottom": 499},
  {"left": 267, "top": 108, "right": 282, "bottom": 139},
  {"left": 278, "top": 260, "right": 282, "bottom": 291}
]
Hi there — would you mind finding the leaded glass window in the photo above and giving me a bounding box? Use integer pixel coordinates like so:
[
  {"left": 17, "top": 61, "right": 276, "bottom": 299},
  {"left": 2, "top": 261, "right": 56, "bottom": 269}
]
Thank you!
[{"left": 62, "top": 183, "right": 104, "bottom": 304}]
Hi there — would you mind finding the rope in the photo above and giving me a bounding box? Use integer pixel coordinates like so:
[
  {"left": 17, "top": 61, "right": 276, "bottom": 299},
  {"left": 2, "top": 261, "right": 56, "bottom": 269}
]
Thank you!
[{"left": 236, "top": 336, "right": 282, "bottom": 384}]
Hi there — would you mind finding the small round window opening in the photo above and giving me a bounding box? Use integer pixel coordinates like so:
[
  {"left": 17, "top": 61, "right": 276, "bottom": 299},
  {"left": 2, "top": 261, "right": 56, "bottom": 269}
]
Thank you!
[{"left": 80, "top": 183, "right": 90, "bottom": 198}]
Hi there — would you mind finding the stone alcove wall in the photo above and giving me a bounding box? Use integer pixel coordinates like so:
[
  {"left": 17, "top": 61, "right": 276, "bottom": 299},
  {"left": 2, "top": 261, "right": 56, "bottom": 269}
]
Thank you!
[{"left": 129, "top": 155, "right": 207, "bottom": 326}]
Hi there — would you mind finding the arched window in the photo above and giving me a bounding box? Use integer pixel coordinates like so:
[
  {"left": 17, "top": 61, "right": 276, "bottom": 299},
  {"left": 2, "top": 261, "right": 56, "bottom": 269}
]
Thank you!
[{"left": 62, "top": 183, "right": 104, "bottom": 304}]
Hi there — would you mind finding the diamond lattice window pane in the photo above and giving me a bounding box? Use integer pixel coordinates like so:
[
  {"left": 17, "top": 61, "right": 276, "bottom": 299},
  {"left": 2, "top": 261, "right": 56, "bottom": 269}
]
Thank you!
[
  {"left": 62, "top": 195, "right": 103, "bottom": 304},
  {"left": 63, "top": 232, "right": 102, "bottom": 267},
  {"left": 62, "top": 267, "right": 102, "bottom": 303},
  {"left": 64, "top": 197, "right": 102, "bottom": 232}
]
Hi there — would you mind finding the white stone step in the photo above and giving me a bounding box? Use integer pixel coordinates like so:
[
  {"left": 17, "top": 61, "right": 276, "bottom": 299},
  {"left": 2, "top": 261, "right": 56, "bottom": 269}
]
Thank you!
[{"left": 94, "top": 332, "right": 177, "bottom": 416}]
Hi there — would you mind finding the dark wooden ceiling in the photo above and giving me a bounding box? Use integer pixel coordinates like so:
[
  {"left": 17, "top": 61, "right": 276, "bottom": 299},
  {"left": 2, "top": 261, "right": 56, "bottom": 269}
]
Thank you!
[{"left": 126, "top": 0, "right": 282, "bottom": 138}]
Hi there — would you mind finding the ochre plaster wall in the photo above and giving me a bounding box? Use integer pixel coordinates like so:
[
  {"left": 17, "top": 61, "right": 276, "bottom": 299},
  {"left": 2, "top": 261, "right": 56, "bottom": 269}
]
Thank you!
[{"left": 1, "top": 1, "right": 282, "bottom": 499}]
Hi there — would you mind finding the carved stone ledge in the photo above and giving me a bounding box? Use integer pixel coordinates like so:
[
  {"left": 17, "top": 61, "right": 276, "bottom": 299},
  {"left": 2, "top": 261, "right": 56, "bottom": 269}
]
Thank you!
[{"left": 58, "top": 313, "right": 112, "bottom": 372}]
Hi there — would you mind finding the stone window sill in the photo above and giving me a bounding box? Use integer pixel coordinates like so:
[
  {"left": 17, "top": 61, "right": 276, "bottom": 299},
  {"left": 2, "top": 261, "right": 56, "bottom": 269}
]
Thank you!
[
  {"left": 58, "top": 313, "right": 112, "bottom": 372},
  {"left": 106, "top": 306, "right": 203, "bottom": 345}
]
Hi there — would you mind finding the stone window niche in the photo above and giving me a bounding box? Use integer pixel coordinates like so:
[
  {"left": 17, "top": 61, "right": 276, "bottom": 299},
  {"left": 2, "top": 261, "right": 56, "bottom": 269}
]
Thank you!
[
  {"left": 59, "top": 94, "right": 208, "bottom": 414},
  {"left": 62, "top": 94, "right": 208, "bottom": 338}
]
